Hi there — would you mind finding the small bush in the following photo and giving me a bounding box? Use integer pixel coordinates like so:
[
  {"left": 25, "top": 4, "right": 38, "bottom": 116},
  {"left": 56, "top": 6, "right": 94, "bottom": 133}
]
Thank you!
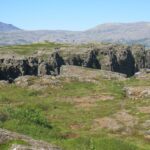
[
  {"left": 0, "top": 112, "right": 9, "bottom": 122},
  {"left": 4, "top": 107, "right": 52, "bottom": 129}
]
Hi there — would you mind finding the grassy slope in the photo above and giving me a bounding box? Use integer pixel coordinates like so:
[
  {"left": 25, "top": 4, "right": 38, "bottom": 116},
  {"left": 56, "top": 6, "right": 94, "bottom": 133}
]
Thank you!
[
  {"left": 0, "top": 42, "right": 69, "bottom": 55},
  {"left": 0, "top": 77, "right": 149, "bottom": 150},
  {"left": 0, "top": 42, "right": 120, "bottom": 56}
]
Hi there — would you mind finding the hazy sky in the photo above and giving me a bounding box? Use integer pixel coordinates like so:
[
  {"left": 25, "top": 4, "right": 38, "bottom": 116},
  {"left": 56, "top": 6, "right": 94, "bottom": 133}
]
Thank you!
[{"left": 0, "top": 0, "right": 150, "bottom": 30}]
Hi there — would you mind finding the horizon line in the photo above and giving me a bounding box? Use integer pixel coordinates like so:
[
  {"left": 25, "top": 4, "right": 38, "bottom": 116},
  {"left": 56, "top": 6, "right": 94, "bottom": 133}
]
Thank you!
[{"left": 1, "top": 20, "right": 150, "bottom": 32}]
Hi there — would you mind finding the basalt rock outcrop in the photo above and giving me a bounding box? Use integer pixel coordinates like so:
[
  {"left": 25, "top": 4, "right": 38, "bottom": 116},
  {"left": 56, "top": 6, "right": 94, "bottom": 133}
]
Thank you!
[
  {"left": 0, "top": 128, "right": 61, "bottom": 150},
  {"left": 0, "top": 44, "right": 150, "bottom": 81}
]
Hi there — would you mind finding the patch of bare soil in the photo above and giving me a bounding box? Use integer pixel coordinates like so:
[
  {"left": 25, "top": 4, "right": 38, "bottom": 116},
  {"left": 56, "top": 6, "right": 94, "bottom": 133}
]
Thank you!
[
  {"left": 144, "top": 135, "right": 150, "bottom": 141},
  {"left": 138, "top": 106, "right": 150, "bottom": 114},
  {"left": 114, "top": 110, "right": 138, "bottom": 127},
  {"left": 70, "top": 124, "right": 83, "bottom": 130},
  {"left": 92, "top": 117, "right": 123, "bottom": 132},
  {"left": 62, "top": 94, "right": 114, "bottom": 109},
  {"left": 60, "top": 132, "right": 79, "bottom": 139},
  {"left": 139, "top": 121, "right": 150, "bottom": 140},
  {"left": 92, "top": 110, "right": 138, "bottom": 135},
  {"left": 74, "top": 96, "right": 98, "bottom": 109}
]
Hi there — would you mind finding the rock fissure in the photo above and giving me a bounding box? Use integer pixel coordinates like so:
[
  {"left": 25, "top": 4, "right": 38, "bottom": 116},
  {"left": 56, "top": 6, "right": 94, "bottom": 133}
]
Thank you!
[{"left": 0, "top": 45, "right": 150, "bottom": 81}]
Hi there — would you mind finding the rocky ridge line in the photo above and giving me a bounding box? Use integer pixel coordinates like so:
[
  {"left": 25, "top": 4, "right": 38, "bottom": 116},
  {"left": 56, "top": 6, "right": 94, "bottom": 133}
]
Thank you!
[{"left": 0, "top": 44, "right": 149, "bottom": 81}]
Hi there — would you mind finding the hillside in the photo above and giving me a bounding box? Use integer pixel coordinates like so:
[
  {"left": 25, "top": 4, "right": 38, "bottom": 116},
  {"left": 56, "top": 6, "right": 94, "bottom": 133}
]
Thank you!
[
  {"left": 0, "top": 22, "right": 150, "bottom": 47},
  {"left": 0, "top": 22, "right": 20, "bottom": 32},
  {"left": 1, "top": 22, "right": 150, "bottom": 46},
  {"left": 84, "top": 22, "right": 150, "bottom": 44}
]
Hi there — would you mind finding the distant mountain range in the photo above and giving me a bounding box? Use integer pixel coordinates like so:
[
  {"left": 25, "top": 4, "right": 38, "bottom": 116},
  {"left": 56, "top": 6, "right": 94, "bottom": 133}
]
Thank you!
[
  {"left": 0, "top": 22, "right": 150, "bottom": 47},
  {"left": 0, "top": 22, "right": 21, "bottom": 32}
]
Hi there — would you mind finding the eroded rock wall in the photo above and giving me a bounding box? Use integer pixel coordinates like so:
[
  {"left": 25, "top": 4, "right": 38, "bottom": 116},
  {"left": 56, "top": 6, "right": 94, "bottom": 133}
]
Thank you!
[{"left": 0, "top": 44, "right": 149, "bottom": 81}]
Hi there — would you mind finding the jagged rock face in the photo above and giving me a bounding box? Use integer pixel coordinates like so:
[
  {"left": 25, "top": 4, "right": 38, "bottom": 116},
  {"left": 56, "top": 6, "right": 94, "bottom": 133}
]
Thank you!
[
  {"left": 83, "top": 50, "right": 101, "bottom": 69},
  {"left": 132, "top": 46, "right": 146, "bottom": 71},
  {"left": 0, "top": 58, "right": 26, "bottom": 81},
  {"left": 66, "top": 55, "right": 83, "bottom": 66},
  {"left": 109, "top": 50, "right": 120, "bottom": 72},
  {"left": 96, "top": 47, "right": 135, "bottom": 76},
  {"left": 146, "top": 50, "right": 150, "bottom": 68},
  {"left": 0, "top": 44, "right": 149, "bottom": 81},
  {"left": 26, "top": 57, "right": 38, "bottom": 75},
  {"left": 117, "top": 47, "right": 135, "bottom": 76},
  {"left": 48, "top": 52, "right": 65, "bottom": 75},
  {"left": 38, "top": 62, "right": 50, "bottom": 76}
]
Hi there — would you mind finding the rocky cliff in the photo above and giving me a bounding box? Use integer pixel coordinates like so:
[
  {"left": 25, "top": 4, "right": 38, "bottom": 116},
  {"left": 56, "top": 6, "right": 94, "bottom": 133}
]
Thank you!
[{"left": 0, "top": 44, "right": 149, "bottom": 81}]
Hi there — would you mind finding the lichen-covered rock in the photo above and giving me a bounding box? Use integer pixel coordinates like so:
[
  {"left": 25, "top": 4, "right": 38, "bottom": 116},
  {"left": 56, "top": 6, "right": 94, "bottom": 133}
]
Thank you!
[
  {"left": 0, "top": 128, "right": 61, "bottom": 150},
  {"left": 134, "top": 69, "right": 150, "bottom": 80},
  {"left": 14, "top": 75, "right": 62, "bottom": 90},
  {"left": 14, "top": 76, "right": 34, "bottom": 87},
  {"left": 142, "top": 120, "right": 150, "bottom": 129},
  {"left": 0, "top": 80, "right": 8, "bottom": 85},
  {"left": 60, "top": 65, "right": 127, "bottom": 81},
  {"left": 144, "top": 130, "right": 150, "bottom": 141},
  {"left": 124, "top": 86, "right": 150, "bottom": 99},
  {"left": 38, "top": 62, "right": 49, "bottom": 76}
]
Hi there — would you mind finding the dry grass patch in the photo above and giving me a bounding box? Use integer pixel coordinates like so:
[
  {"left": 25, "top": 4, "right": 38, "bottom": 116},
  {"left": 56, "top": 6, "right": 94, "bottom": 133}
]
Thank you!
[
  {"left": 92, "top": 117, "right": 123, "bottom": 132},
  {"left": 114, "top": 110, "right": 138, "bottom": 128},
  {"left": 92, "top": 110, "right": 138, "bottom": 135},
  {"left": 70, "top": 124, "right": 83, "bottom": 130},
  {"left": 60, "top": 94, "right": 114, "bottom": 109},
  {"left": 137, "top": 106, "right": 150, "bottom": 114}
]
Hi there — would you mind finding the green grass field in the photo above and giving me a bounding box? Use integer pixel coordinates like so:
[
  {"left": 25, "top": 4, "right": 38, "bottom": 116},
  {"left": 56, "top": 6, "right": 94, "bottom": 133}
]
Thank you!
[
  {"left": 0, "top": 42, "right": 69, "bottom": 55},
  {"left": 0, "top": 76, "right": 149, "bottom": 150}
]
